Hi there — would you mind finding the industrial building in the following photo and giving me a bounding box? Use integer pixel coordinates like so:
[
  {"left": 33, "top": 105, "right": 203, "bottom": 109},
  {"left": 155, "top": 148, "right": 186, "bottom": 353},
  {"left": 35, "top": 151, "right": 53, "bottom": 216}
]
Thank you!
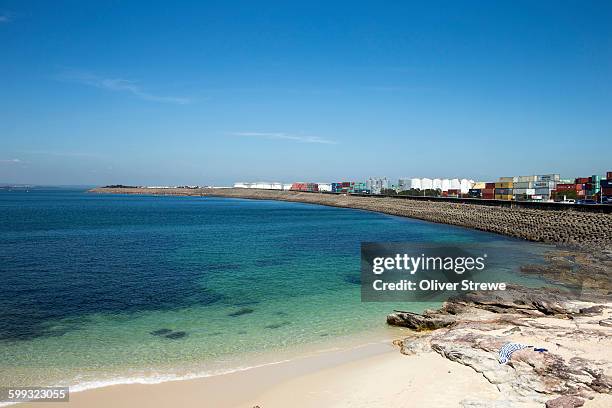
[{"left": 366, "top": 177, "right": 389, "bottom": 195}]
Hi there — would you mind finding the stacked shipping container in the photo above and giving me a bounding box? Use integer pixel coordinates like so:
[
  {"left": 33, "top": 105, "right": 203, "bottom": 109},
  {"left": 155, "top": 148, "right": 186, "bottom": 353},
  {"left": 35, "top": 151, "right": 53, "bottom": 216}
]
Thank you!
[
  {"left": 600, "top": 172, "right": 612, "bottom": 201},
  {"left": 290, "top": 182, "right": 319, "bottom": 192},
  {"left": 482, "top": 182, "right": 495, "bottom": 199},
  {"left": 495, "top": 178, "right": 514, "bottom": 200}
]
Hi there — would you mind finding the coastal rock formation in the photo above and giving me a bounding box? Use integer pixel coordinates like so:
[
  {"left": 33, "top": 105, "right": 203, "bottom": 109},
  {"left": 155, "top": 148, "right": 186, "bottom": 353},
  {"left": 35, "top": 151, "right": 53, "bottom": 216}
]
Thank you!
[
  {"left": 520, "top": 250, "right": 612, "bottom": 294},
  {"left": 545, "top": 396, "right": 585, "bottom": 408},
  {"left": 388, "top": 285, "right": 612, "bottom": 406},
  {"left": 89, "top": 187, "right": 612, "bottom": 250}
]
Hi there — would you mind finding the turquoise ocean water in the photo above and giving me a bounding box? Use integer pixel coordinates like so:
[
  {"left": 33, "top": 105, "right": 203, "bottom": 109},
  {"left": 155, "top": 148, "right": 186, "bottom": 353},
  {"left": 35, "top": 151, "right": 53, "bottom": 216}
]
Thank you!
[{"left": 0, "top": 189, "right": 550, "bottom": 391}]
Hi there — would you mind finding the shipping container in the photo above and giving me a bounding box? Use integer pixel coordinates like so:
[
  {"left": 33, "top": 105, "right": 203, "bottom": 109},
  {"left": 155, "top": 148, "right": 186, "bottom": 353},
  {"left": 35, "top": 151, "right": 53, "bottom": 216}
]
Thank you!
[
  {"left": 513, "top": 188, "right": 536, "bottom": 195},
  {"left": 495, "top": 194, "right": 513, "bottom": 200},
  {"left": 585, "top": 182, "right": 600, "bottom": 193},
  {"left": 498, "top": 177, "right": 514, "bottom": 182},
  {"left": 535, "top": 188, "right": 551, "bottom": 195},
  {"left": 533, "top": 181, "right": 555, "bottom": 189},
  {"left": 472, "top": 182, "right": 486, "bottom": 189},
  {"left": 536, "top": 174, "right": 560, "bottom": 182},
  {"left": 601, "top": 180, "right": 612, "bottom": 189},
  {"left": 485, "top": 182, "right": 496, "bottom": 189},
  {"left": 602, "top": 187, "right": 612, "bottom": 196},
  {"left": 575, "top": 177, "right": 590, "bottom": 184},
  {"left": 607, "top": 171, "right": 612, "bottom": 180},
  {"left": 555, "top": 184, "right": 576, "bottom": 191},
  {"left": 290, "top": 182, "right": 319, "bottom": 192},
  {"left": 495, "top": 182, "right": 513, "bottom": 188},
  {"left": 513, "top": 181, "right": 534, "bottom": 189},
  {"left": 516, "top": 175, "right": 538, "bottom": 182},
  {"left": 495, "top": 188, "right": 512, "bottom": 195}
]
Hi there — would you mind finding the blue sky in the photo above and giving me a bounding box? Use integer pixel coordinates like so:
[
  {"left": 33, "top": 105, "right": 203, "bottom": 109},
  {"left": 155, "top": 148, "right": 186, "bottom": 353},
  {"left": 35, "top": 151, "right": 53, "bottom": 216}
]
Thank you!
[{"left": 1, "top": 0, "right": 611, "bottom": 185}]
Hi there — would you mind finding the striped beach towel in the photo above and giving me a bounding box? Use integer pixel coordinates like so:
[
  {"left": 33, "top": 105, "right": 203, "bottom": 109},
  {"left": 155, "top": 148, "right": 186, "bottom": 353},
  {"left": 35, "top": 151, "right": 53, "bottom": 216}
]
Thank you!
[{"left": 498, "top": 342, "right": 531, "bottom": 364}]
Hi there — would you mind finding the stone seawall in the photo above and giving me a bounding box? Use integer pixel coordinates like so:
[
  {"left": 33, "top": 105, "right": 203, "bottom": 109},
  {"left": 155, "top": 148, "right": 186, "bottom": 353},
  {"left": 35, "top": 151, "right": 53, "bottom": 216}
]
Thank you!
[{"left": 90, "top": 188, "right": 612, "bottom": 250}]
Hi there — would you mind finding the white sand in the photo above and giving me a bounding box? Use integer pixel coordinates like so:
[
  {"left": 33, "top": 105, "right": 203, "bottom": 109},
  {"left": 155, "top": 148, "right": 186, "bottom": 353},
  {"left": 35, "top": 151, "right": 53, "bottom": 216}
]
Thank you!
[{"left": 19, "top": 341, "right": 504, "bottom": 408}]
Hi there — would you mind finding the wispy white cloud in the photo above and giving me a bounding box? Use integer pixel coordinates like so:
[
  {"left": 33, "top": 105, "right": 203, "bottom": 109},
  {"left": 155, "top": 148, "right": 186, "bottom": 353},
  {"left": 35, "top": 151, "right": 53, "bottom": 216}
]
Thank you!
[
  {"left": 231, "top": 132, "right": 338, "bottom": 145},
  {"left": 0, "top": 158, "right": 21, "bottom": 164},
  {"left": 57, "top": 70, "right": 191, "bottom": 105},
  {"left": 0, "top": 12, "right": 13, "bottom": 23},
  {"left": 20, "top": 150, "right": 101, "bottom": 159}
]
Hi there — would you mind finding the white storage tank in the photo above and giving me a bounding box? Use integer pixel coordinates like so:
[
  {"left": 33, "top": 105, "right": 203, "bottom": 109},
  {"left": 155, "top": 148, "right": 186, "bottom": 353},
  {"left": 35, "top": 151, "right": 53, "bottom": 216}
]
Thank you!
[
  {"left": 432, "top": 179, "right": 442, "bottom": 190},
  {"left": 410, "top": 178, "right": 422, "bottom": 190},
  {"left": 254, "top": 182, "right": 271, "bottom": 189},
  {"left": 421, "top": 178, "right": 433, "bottom": 190},
  {"left": 450, "top": 178, "right": 461, "bottom": 190},
  {"left": 441, "top": 179, "right": 451, "bottom": 192},
  {"left": 460, "top": 179, "right": 473, "bottom": 194}
]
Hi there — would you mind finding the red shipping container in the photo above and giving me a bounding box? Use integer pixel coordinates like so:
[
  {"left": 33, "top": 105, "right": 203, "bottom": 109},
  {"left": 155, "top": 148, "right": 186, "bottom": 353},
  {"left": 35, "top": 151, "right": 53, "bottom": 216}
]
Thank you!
[
  {"left": 602, "top": 188, "right": 612, "bottom": 196},
  {"left": 607, "top": 171, "right": 612, "bottom": 180},
  {"left": 485, "top": 182, "right": 496, "bottom": 189},
  {"left": 576, "top": 184, "right": 585, "bottom": 191},
  {"left": 556, "top": 184, "right": 575, "bottom": 191},
  {"left": 575, "top": 177, "right": 589, "bottom": 184}
]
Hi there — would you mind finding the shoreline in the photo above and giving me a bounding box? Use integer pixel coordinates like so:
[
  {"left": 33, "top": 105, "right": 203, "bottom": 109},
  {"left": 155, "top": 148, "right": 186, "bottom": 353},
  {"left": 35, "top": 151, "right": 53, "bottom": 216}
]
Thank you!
[
  {"left": 89, "top": 187, "right": 612, "bottom": 250},
  {"left": 6, "top": 322, "right": 410, "bottom": 406},
  {"left": 17, "top": 339, "right": 505, "bottom": 408}
]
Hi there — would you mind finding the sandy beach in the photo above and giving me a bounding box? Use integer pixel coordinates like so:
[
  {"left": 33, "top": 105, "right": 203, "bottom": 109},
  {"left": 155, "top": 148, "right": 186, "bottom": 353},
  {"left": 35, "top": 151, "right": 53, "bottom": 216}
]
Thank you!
[
  {"left": 20, "top": 341, "right": 503, "bottom": 408},
  {"left": 20, "top": 330, "right": 612, "bottom": 408}
]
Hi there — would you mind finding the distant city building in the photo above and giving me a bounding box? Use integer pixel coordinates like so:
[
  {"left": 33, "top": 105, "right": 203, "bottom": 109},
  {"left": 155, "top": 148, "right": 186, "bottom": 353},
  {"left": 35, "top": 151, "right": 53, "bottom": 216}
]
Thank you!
[
  {"left": 398, "top": 178, "right": 412, "bottom": 191},
  {"left": 366, "top": 177, "right": 389, "bottom": 194}
]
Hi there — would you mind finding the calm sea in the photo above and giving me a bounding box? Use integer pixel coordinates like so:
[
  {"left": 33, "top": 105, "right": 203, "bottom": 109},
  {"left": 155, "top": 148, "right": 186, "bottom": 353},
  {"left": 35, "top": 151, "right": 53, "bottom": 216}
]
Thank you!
[{"left": 0, "top": 189, "right": 549, "bottom": 391}]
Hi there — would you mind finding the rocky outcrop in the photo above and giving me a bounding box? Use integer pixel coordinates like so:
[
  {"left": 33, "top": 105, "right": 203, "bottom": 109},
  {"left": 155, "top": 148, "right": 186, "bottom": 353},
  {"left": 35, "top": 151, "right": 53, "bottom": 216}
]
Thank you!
[
  {"left": 545, "top": 396, "right": 585, "bottom": 408},
  {"left": 520, "top": 249, "right": 612, "bottom": 294},
  {"left": 388, "top": 284, "right": 612, "bottom": 406},
  {"left": 89, "top": 187, "right": 612, "bottom": 250}
]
